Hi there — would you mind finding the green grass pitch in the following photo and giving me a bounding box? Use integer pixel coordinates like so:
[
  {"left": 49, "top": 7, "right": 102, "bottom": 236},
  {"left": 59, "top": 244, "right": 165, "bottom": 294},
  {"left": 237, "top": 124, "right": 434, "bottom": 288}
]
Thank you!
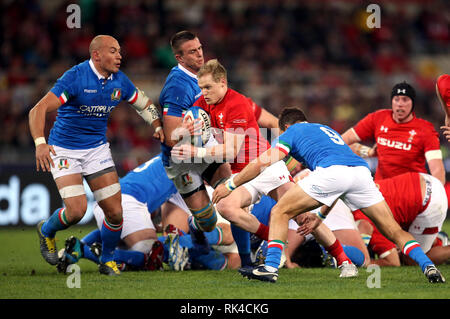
[{"left": 1, "top": 221, "right": 449, "bottom": 300}]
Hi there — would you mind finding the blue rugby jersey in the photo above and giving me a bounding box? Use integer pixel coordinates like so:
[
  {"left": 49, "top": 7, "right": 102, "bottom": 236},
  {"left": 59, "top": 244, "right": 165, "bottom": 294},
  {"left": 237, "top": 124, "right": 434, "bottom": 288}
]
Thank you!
[
  {"left": 275, "top": 123, "right": 368, "bottom": 170},
  {"left": 49, "top": 60, "right": 137, "bottom": 149},
  {"left": 158, "top": 65, "right": 202, "bottom": 165},
  {"left": 119, "top": 154, "right": 178, "bottom": 213}
]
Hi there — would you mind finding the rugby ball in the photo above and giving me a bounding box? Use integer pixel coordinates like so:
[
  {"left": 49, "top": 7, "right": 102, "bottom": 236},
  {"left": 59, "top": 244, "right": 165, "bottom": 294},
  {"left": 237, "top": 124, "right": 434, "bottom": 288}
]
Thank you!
[{"left": 184, "top": 106, "right": 211, "bottom": 146}]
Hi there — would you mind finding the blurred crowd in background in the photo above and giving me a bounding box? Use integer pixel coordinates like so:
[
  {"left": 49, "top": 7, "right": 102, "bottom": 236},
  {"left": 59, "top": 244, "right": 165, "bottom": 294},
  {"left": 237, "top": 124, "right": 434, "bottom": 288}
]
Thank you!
[{"left": 0, "top": 0, "right": 449, "bottom": 172}]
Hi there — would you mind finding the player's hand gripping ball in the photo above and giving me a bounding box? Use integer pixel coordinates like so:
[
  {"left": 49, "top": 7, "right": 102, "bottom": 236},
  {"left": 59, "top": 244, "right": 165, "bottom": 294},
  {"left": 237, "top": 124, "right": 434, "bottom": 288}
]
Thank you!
[{"left": 184, "top": 106, "right": 211, "bottom": 146}]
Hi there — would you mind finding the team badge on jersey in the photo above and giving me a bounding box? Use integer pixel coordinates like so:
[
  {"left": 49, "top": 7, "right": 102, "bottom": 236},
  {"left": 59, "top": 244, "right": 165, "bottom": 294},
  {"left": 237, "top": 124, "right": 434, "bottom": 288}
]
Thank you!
[
  {"left": 58, "top": 159, "right": 70, "bottom": 170},
  {"left": 181, "top": 173, "right": 193, "bottom": 186},
  {"left": 111, "top": 88, "right": 121, "bottom": 101},
  {"left": 408, "top": 129, "right": 417, "bottom": 143}
]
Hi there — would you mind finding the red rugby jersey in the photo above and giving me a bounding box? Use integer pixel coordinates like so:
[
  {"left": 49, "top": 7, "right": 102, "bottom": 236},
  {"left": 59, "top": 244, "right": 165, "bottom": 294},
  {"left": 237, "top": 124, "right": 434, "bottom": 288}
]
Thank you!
[
  {"left": 352, "top": 109, "right": 440, "bottom": 181},
  {"left": 194, "top": 88, "right": 270, "bottom": 173},
  {"left": 437, "top": 74, "right": 450, "bottom": 109},
  {"left": 353, "top": 172, "right": 424, "bottom": 256}
]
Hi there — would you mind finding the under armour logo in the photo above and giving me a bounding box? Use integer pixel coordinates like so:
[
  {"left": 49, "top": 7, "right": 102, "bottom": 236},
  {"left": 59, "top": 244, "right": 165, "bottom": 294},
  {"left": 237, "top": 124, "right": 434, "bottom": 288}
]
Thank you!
[
  {"left": 397, "top": 89, "right": 406, "bottom": 94},
  {"left": 380, "top": 126, "right": 388, "bottom": 133},
  {"left": 218, "top": 113, "right": 224, "bottom": 120}
]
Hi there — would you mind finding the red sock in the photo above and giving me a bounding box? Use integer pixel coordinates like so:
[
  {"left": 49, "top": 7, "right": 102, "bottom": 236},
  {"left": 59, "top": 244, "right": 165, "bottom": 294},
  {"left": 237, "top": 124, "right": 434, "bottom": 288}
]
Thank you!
[
  {"left": 255, "top": 223, "right": 269, "bottom": 241},
  {"left": 325, "top": 239, "right": 351, "bottom": 266}
]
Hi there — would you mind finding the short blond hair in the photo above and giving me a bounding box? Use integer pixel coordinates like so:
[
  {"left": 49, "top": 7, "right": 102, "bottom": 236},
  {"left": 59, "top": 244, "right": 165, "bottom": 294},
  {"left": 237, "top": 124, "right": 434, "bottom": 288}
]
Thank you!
[{"left": 198, "top": 59, "right": 227, "bottom": 82}]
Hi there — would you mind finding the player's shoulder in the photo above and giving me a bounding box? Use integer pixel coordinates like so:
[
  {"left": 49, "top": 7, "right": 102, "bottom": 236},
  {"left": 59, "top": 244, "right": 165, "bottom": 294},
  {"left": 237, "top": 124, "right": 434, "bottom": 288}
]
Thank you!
[
  {"left": 60, "top": 60, "right": 88, "bottom": 78},
  {"left": 225, "top": 89, "right": 252, "bottom": 109},
  {"left": 165, "top": 66, "right": 195, "bottom": 86},
  {"left": 161, "top": 69, "right": 196, "bottom": 97},
  {"left": 413, "top": 115, "right": 436, "bottom": 129}
]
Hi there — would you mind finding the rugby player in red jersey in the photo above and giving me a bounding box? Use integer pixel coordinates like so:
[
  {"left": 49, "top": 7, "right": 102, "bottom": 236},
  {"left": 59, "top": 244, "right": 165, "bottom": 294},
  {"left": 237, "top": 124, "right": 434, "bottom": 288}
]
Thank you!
[
  {"left": 172, "top": 60, "right": 354, "bottom": 272},
  {"left": 437, "top": 74, "right": 450, "bottom": 141},
  {"left": 341, "top": 82, "right": 445, "bottom": 185},
  {"left": 171, "top": 59, "right": 292, "bottom": 267},
  {"left": 352, "top": 172, "right": 449, "bottom": 266}
]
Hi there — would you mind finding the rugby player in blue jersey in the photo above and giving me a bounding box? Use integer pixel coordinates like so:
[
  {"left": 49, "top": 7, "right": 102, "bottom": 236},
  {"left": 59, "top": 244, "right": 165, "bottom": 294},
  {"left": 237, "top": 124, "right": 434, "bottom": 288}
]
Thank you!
[
  {"left": 214, "top": 107, "right": 445, "bottom": 283},
  {"left": 29, "top": 35, "right": 164, "bottom": 276},
  {"left": 158, "top": 31, "right": 232, "bottom": 257},
  {"left": 56, "top": 154, "right": 238, "bottom": 272}
]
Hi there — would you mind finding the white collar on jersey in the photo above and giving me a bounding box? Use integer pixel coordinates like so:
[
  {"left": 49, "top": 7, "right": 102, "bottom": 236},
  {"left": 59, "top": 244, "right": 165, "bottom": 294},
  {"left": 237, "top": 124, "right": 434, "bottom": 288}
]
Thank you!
[
  {"left": 178, "top": 63, "right": 197, "bottom": 79},
  {"left": 89, "top": 59, "right": 114, "bottom": 81}
]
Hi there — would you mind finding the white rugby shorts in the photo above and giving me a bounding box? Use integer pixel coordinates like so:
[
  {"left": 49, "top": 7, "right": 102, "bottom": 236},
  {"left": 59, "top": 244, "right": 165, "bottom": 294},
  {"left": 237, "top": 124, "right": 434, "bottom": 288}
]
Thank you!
[
  {"left": 408, "top": 173, "right": 448, "bottom": 252},
  {"left": 242, "top": 160, "right": 292, "bottom": 204},
  {"left": 297, "top": 165, "right": 384, "bottom": 211},
  {"left": 50, "top": 142, "right": 115, "bottom": 179},
  {"left": 93, "top": 194, "right": 155, "bottom": 239},
  {"left": 323, "top": 199, "right": 358, "bottom": 231}
]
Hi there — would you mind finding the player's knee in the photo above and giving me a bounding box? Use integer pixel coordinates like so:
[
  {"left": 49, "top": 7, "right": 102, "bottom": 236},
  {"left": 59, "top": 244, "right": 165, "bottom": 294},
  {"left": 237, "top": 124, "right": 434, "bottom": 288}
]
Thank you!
[
  {"left": 64, "top": 203, "right": 88, "bottom": 224},
  {"left": 216, "top": 198, "right": 236, "bottom": 220},
  {"left": 103, "top": 208, "right": 123, "bottom": 225},
  {"left": 270, "top": 204, "right": 284, "bottom": 219},
  {"left": 356, "top": 219, "right": 373, "bottom": 235}
]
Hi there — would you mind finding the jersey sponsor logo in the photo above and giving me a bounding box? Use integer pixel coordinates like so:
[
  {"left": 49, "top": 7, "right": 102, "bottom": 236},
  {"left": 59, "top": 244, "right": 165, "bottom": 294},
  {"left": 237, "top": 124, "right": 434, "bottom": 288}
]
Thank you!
[
  {"left": 83, "top": 89, "right": 97, "bottom": 93},
  {"left": 111, "top": 88, "right": 121, "bottom": 101},
  {"left": 377, "top": 137, "right": 412, "bottom": 151},
  {"left": 232, "top": 119, "right": 247, "bottom": 124},
  {"left": 78, "top": 105, "right": 115, "bottom": 117}
]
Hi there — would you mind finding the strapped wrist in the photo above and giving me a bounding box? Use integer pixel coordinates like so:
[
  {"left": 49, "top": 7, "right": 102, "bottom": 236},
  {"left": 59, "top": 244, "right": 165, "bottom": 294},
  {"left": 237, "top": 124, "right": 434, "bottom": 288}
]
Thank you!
[
  {"left": 359, "top": 145, "right": 371, "bottom": 158},
  {"left": 224, "top": 178, "right": 236, "bottom": 191},
  {"left": 34, "top": 137, "right": 46, "bottom": 147},
  {"left": 316, "top": 211, "right": 326, "bottom": 220}
]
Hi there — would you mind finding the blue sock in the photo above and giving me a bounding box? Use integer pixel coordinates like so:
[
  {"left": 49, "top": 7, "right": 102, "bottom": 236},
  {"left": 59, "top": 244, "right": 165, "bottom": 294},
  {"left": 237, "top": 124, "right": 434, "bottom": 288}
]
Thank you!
[
  {"left": 81, "top": 229, "right": 101, "bottom": 246},
  {"left": 114, "top": 249, "right": 145, "bottom": 268},
  {"left": 265, "top": 240, "right": 284, "bottom": 269},
  {"left": 205, "top": 226, "right": 223, "bottom": 245},
  {"left": 100, "top": 219, "right": 123, "bottom": 263},
  {"left": 342, "top": 245, "right": 365, "bottom": 267},
  {"left": 193, "top": 249, "right": 227, "bottom": 270},
  {"left": 41, "top": 208, "right": 70, "bottom": 237},
  {"left": 230, "top": 224, "right": 252, "bottom": 267},
  {"left": 82, "top": 245, "right": 99, "bottom": 263},
  {"left": 403, "top": 240, "right": 433, "bottom": 272}
]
